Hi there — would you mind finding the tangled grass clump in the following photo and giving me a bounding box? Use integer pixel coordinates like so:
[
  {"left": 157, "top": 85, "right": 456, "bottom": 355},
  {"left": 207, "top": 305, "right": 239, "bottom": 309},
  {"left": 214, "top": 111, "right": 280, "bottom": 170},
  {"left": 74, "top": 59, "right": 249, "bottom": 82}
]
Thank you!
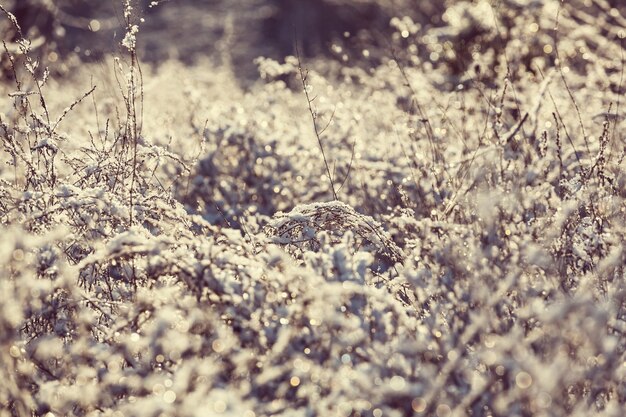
[{"left": 265, "top": 200, "right": 403, "bottom": 266}]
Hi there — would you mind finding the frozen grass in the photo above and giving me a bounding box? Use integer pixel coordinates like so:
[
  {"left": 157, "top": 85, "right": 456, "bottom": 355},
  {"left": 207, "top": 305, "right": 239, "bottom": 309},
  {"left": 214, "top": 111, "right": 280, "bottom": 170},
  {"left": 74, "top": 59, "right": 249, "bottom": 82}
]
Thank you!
[{"left": 1, "top": 1, "right": 625, "bottom": 416}]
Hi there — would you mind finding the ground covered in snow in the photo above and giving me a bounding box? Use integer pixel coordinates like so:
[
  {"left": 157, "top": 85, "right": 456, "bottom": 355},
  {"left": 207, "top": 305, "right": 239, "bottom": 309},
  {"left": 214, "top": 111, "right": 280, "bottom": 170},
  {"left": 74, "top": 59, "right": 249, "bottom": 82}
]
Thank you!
[{"left": 1, "top": 1, "right": 625, "bottom": 416}]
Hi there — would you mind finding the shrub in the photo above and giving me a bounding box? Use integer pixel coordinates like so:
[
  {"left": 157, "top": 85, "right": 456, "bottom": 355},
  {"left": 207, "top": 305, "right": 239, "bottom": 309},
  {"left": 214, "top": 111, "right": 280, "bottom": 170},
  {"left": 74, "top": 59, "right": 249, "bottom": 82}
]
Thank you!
[{"left": 1, "top": 1, "right": 625, "bottom": 416}]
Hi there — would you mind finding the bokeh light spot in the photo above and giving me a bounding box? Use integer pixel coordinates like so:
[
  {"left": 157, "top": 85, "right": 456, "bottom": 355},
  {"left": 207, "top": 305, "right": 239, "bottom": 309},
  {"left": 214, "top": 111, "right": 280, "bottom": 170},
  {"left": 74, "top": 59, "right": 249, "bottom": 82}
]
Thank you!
[{"left": 516, "top": 371, "right": 533, "bottom": 389}]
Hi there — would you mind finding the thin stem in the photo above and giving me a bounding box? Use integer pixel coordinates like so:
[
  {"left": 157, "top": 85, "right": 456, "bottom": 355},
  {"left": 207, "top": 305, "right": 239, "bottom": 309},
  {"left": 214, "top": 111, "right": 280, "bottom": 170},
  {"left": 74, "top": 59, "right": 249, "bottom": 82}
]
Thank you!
[{"left": 295, "top": 44, "right": 338, "bottom": 200}]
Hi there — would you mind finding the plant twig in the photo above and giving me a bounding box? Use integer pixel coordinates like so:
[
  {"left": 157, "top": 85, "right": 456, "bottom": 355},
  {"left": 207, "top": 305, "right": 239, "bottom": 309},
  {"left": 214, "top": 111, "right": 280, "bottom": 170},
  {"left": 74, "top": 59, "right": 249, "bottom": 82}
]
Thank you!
[
  {"left": 336, "top": 136, "right": 357, "bottom": 194},
  {"left": 52, "top": 86, "right": 97, "bottom": 132},
  {"left": 295, "top": 43, "right": 338, "bottom": 200},
  {"left": 554, "top": 0, "right": 591, "bottom": 154}
]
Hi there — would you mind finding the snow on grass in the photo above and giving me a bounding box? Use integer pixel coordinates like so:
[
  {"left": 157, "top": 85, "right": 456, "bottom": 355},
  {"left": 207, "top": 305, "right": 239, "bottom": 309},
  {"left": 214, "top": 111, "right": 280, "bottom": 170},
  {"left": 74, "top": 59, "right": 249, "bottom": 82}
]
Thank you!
[{"left": 1, "top": 1, "right": 625, "bottom": 416}]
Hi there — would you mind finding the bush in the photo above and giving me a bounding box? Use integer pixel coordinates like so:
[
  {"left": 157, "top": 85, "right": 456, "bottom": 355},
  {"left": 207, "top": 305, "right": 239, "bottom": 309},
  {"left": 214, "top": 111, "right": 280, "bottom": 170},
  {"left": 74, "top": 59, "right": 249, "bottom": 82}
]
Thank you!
[{"left": 1, "top": 1, "right": 625, "bottom": 416}]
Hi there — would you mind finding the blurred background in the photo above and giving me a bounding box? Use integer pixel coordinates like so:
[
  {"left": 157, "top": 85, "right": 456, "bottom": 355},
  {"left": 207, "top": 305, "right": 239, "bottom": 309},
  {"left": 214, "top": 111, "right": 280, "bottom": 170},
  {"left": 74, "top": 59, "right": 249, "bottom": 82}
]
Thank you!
[
  {"left": 1, "top": 0, "right": 625, "bottom": 87},
  {"left": 0, "top": 0, "right": 444, "bottom": 81}
]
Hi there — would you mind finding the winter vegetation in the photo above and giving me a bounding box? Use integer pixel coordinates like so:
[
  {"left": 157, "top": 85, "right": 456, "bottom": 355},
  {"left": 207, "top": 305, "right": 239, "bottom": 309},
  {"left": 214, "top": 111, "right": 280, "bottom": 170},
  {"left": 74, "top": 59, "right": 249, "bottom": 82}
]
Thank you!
[{"left": 1, "top": 0, "right": 625, "bottom": 416}]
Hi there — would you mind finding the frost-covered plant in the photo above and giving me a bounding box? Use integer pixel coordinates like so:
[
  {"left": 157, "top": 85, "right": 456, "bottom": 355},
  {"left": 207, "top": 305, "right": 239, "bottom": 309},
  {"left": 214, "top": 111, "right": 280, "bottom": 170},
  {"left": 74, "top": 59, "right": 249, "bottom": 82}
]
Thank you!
[
  {"left": 183, "top": 126, "right": 296, "bottom": 223},
  {"left": 1, "top": 1, "right": 625, "bottom": 417},
  {"left": 265, "top": 201, "right": 403, "bottom": 266}
]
